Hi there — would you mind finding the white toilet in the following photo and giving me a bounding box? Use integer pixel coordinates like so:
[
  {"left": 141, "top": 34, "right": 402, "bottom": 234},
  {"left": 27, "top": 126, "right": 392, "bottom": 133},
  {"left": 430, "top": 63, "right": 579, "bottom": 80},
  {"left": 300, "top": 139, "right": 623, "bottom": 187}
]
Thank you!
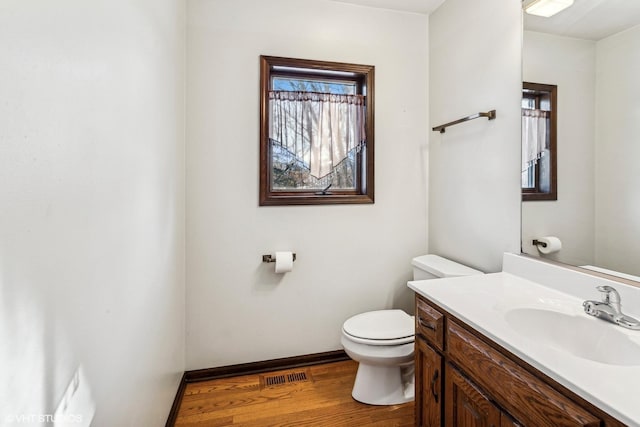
[{"left": 341, "top": 254, "right": 483, "bottom": 405}]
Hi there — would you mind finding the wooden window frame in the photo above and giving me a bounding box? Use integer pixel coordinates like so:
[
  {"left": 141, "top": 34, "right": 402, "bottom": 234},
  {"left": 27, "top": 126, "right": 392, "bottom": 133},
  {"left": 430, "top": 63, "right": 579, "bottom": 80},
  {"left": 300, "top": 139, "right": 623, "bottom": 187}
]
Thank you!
[
  {"left": 522, "top": 82, "right": 557, "bottom": 202},
  {"left": 259, "top": 55, "right": 375, "bottom": 206}
]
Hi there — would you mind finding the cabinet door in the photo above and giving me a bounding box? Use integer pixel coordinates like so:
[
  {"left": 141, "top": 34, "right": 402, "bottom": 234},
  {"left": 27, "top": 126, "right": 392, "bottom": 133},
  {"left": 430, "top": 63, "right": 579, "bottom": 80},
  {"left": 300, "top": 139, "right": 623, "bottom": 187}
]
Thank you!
[
  {"left": 445, "top": 364, "right": 501, "bottom": 427},
  {"left": 415, "top": 337, "right": 442, "bottom": 427}
]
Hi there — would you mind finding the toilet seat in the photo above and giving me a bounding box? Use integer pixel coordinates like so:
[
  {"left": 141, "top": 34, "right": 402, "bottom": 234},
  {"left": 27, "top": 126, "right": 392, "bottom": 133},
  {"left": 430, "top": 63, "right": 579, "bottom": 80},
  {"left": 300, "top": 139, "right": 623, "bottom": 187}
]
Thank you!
[{"left": 342, "top": 310, "right": 414, "bottom": 346}]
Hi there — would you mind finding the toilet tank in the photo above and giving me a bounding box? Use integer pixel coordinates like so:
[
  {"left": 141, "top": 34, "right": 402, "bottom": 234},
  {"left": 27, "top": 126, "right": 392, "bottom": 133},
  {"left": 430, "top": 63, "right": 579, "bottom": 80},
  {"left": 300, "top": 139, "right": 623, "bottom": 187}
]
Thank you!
[{"left": 412, "top": 255, "right": 483, "bottom": 280}]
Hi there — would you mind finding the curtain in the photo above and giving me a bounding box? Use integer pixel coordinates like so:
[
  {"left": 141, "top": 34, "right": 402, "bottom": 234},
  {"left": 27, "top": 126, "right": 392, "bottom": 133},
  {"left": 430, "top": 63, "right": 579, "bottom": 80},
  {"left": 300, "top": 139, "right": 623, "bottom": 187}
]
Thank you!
[
  {"left": 269, "top": 90, "right": 366, "bottom": 179},
  {"left": 522, "top": 108, "right": 549, "bottom": 172}
]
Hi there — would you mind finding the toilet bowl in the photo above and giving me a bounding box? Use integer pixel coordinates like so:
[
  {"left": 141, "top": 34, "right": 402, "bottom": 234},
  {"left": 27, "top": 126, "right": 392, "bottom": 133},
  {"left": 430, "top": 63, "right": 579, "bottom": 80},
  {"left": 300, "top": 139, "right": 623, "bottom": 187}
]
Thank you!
[
  {"left": 341, "top": 255, "right": 483, "bottom": 405},
  {"left": 341, "top": 309, "right": 415, "bottom": 405}
]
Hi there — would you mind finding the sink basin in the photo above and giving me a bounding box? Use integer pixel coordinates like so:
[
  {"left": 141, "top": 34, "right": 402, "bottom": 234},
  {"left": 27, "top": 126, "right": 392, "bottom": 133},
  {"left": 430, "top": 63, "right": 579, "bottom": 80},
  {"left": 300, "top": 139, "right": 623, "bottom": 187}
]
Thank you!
[{"left": 505, "top": 308, "right": 640, "bottom": 366}]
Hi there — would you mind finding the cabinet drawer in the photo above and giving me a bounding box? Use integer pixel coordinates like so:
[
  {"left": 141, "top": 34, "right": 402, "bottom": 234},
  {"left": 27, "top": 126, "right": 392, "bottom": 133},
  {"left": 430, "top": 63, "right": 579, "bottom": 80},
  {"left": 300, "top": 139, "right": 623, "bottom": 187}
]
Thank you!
[
  {"left": 415, "top": 297, "right": 444, "bottom": 351},
  {"left": 447, "top": 320, "right": 600, "bottom": 427}
]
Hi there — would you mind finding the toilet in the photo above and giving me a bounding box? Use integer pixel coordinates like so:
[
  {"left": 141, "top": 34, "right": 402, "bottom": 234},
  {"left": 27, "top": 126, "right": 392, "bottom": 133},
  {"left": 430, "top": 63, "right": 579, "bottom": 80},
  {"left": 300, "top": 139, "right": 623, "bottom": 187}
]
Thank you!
[{"left": 341, "top": 255, "right": 483, "bottom": 405}]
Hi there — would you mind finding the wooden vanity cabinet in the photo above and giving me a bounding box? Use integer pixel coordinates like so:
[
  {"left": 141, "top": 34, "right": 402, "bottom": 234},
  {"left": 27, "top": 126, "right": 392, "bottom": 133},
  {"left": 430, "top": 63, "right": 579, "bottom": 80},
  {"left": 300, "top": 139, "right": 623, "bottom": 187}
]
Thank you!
[
  {"left": 445, "top": 363, "right": 516, "bottom": 427},
  {"left": 416, "top": 337, "right": 442, "bottom": 427},
  {"left": 414, "top": 295, "right": 626, "bottom": 427}
]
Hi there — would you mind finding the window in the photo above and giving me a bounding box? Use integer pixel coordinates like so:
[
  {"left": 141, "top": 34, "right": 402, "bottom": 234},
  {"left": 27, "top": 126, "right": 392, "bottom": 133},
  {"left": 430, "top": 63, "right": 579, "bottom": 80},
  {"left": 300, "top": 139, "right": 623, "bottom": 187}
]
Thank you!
[
  {"left": 259, "top": 56, "right": 374, "bottom": 206},
  {"left": 522, "top": 82, "right": 557, "bottom": 201}
]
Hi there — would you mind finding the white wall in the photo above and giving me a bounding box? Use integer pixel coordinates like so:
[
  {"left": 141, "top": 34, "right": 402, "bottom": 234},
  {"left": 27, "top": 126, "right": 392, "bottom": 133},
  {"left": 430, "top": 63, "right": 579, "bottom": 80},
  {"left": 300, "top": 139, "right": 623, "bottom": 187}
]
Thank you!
[
  {"left": 595, "top": 25, "right": 640, "bottom": 275},
  {"left": 186, "top": 0, "right": 429, "bottom": 369},
  {"left": 0, "top": 1, "right": 185, "bottom": 426},
  {"left": 428, "top": 0, "right": 521, "bottom": 273},
  {"left": 521, "top": 31, "right": 596, "bottom": 267}
]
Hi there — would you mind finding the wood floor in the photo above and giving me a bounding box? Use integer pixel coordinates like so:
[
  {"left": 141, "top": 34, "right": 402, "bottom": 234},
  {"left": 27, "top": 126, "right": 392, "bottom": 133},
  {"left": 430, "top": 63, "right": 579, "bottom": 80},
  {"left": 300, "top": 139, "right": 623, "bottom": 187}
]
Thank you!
[{"left": 174, "top": 360, "right": 414, "bottom": 426}]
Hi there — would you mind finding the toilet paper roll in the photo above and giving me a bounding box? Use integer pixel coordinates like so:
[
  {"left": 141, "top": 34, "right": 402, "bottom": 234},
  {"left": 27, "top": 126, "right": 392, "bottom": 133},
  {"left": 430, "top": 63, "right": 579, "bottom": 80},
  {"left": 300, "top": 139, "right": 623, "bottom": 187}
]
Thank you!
[
  {"left": 535, "top": 236, "right": 562, "bottom": 254},
  {"left": 274, "top": 251, "right": 294, "bottom": 273}
]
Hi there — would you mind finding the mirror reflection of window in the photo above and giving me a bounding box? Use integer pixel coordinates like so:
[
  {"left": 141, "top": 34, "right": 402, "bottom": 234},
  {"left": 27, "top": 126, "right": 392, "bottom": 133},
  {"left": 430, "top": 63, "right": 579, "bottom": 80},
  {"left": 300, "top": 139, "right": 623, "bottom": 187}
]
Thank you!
[{"left": 522, "top": 82, "right": 557, "bottom": 201}]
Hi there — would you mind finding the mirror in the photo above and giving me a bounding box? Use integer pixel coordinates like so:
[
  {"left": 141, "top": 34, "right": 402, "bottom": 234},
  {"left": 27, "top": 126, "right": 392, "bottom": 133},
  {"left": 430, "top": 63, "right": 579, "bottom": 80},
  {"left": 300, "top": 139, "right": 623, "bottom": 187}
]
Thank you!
[{"left": 521, "top": 0, "right": 640, "bottom": 281}]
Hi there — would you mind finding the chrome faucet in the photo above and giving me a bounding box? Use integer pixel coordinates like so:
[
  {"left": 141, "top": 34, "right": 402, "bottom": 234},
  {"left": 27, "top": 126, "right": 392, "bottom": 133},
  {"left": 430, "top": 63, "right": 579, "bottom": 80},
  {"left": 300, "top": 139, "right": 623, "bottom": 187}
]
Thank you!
[{"left": 583, "top": 285, "right": 640, "bottom": 330}]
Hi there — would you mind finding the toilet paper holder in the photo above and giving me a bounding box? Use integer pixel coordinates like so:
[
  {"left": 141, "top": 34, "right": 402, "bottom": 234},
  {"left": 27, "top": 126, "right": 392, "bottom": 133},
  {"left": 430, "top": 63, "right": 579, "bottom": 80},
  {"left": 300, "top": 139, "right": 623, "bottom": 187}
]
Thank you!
[
  {"left": 532, "top": 239, "right": 547, "bottom": 248},
  {"left": 262, "top": 253, "right": 297, "bottom": 263}
]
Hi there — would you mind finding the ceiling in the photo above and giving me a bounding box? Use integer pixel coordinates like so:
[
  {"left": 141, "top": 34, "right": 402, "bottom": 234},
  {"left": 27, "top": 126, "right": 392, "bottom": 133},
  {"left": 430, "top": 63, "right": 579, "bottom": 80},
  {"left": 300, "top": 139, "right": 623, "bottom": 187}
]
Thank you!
[
  {"left": 332, "top": 0, "right": 640, "bottom": 41},
  {"left": 330, "top": 0, "right": 444, "bottom": 15}
]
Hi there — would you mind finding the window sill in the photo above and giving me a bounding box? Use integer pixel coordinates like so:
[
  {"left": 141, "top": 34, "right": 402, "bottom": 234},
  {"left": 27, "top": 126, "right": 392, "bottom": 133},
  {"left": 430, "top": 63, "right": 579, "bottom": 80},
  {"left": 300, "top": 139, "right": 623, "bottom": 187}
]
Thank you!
[
  {"left": 522, "top": 192, "right": 557, "bottom": 202},
  {"left": 259, "top": 193, "right": 374, "bottom": 206}
]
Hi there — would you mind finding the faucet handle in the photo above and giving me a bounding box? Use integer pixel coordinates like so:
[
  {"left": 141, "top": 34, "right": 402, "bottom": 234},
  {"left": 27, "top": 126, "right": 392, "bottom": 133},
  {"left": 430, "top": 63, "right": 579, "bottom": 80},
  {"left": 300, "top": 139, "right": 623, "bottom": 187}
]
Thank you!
[
  {"left": 583, "top": 300, "right": 598, "bottom": 315},
  {"left": 596, "top": 285, "right": 620, "bottom": 304}
]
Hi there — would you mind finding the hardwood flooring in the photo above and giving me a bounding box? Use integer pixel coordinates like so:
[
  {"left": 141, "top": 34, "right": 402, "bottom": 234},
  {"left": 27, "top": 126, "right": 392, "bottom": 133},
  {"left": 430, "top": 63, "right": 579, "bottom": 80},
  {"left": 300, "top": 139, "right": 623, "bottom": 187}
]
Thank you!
[{"left": 174, "top": 360, "right": 414, "bottom": 426}]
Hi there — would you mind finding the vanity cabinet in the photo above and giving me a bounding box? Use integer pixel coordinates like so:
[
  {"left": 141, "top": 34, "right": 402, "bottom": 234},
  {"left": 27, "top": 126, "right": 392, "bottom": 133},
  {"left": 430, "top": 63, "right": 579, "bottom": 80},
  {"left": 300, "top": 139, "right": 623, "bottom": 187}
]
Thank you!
[
  {"left": 416, "top": 337, "right": 442, "bottom": 427},
  {"left": 445, "top": 363, "right": 505, "bottom": 427},
  {"left": 414, "top": 295, "right": 626, "bottom": 427}
]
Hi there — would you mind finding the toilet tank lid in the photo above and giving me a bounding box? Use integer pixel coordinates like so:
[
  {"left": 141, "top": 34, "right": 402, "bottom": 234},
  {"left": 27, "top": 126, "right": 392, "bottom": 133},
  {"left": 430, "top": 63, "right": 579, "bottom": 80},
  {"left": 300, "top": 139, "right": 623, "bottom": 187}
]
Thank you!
[{"left": 412, "top": 254, "right": 483, "bottom": 278}]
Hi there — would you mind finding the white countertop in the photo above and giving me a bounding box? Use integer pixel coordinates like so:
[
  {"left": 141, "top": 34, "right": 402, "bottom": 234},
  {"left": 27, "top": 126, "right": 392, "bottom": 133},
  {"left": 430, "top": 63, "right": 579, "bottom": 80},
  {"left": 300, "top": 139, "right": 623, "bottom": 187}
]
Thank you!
[{"left": 408, "top": 272, "right": 640, "bottom": 427}]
